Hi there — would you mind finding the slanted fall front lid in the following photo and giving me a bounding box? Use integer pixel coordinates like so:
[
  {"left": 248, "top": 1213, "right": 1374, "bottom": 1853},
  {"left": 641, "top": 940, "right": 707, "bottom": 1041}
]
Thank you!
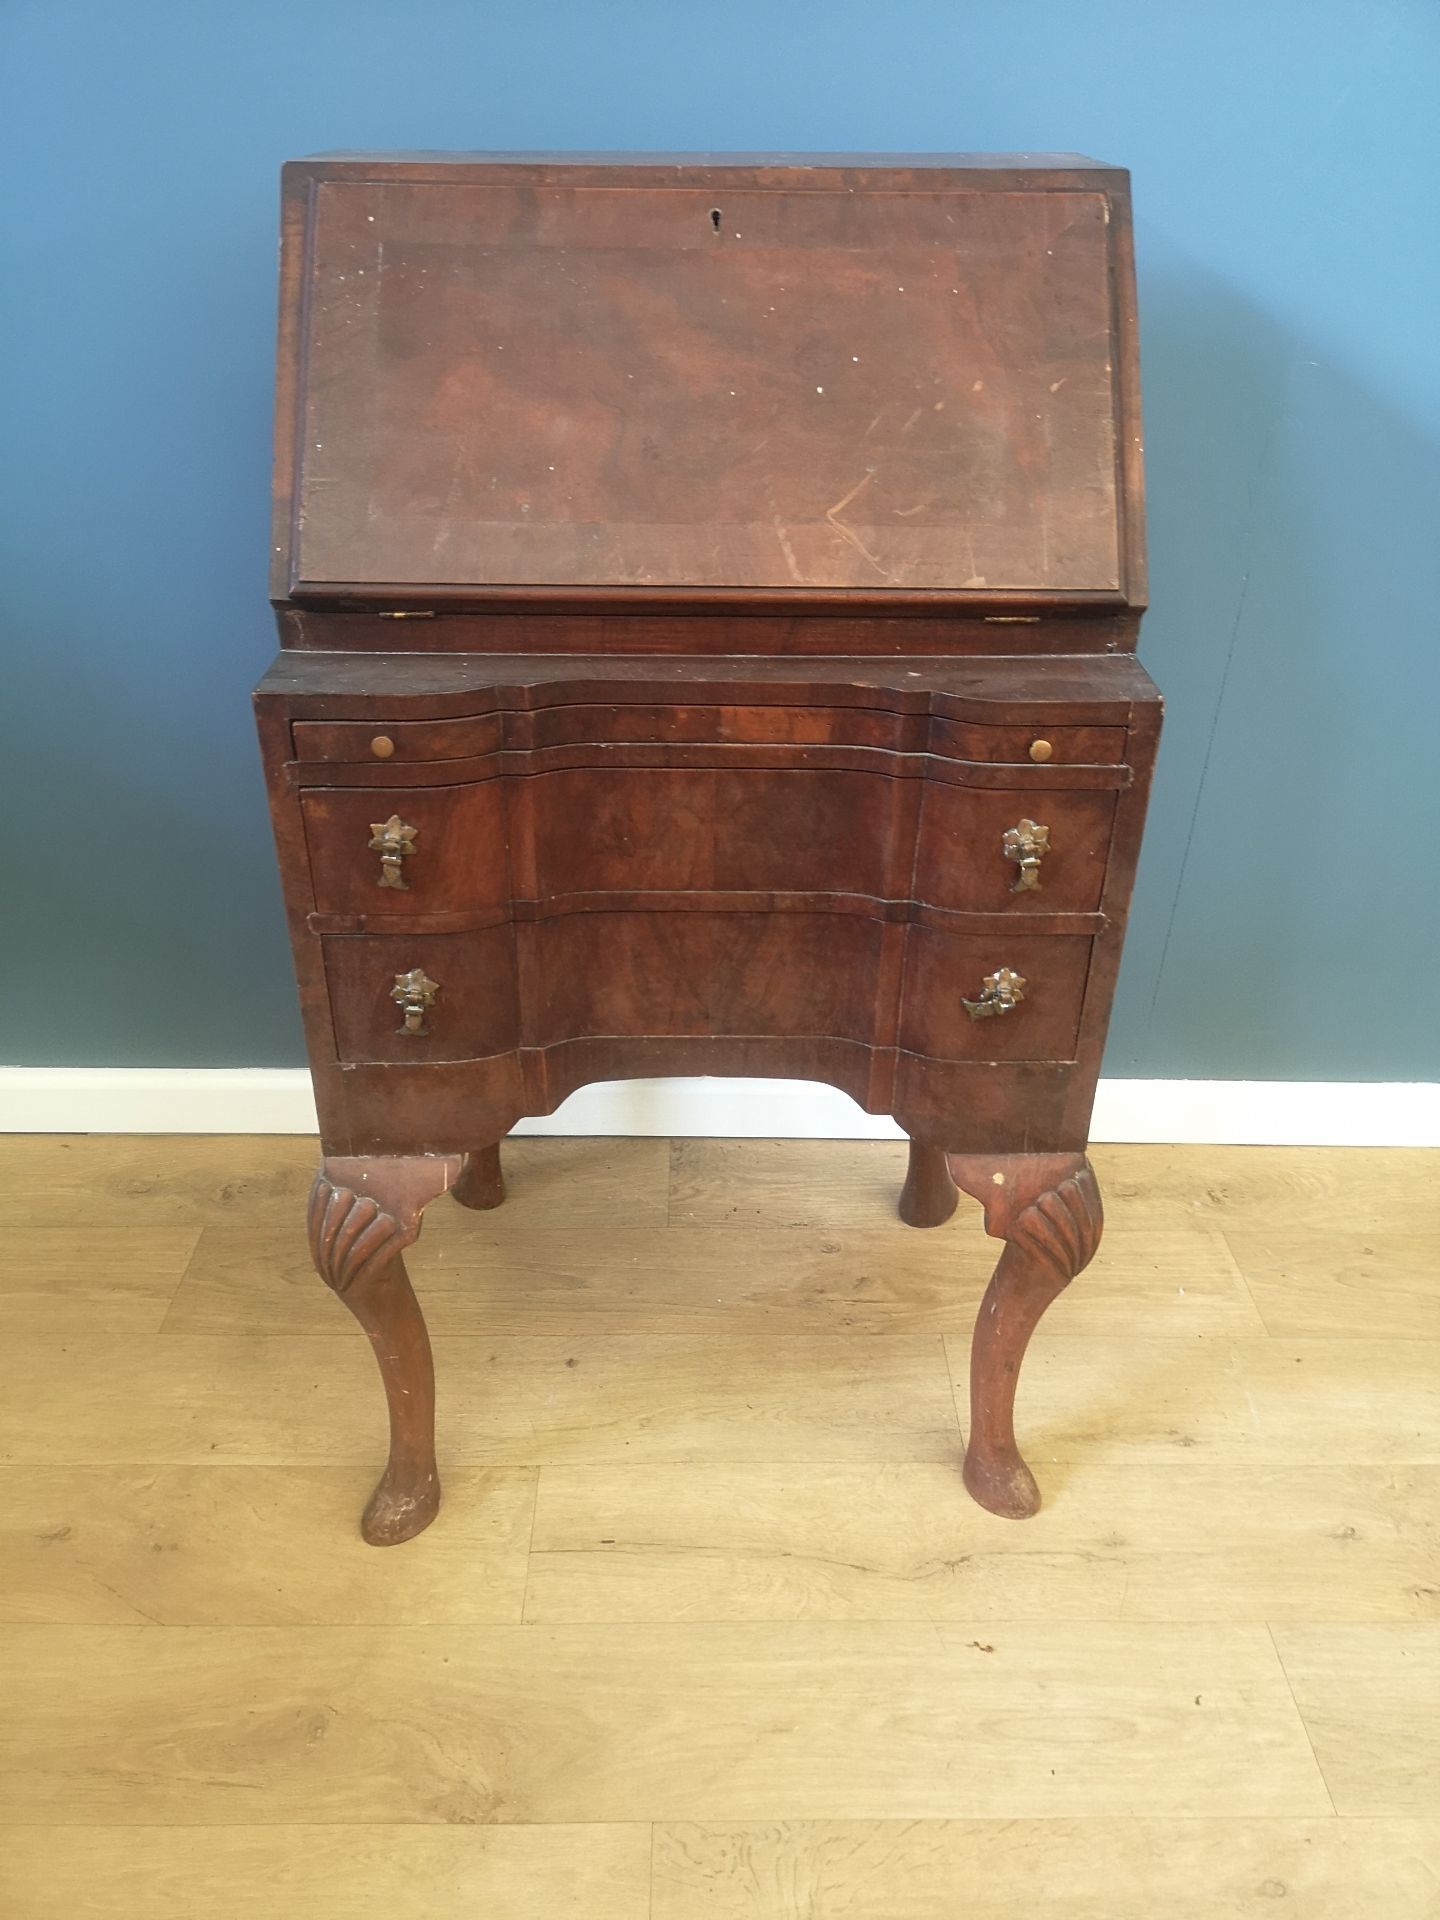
[{"left": 273, "top": 154, "right": 1144, "bottom": 610}]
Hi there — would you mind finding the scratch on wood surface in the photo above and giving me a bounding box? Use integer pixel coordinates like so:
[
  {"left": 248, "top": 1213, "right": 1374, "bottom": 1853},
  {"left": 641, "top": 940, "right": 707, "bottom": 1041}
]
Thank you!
[
  {"left": 433, "top": 419, "right": 482, "bottom": 559},
  {"left": 771, "top": 515, "right": 803, "bottom": 583},
  {"left": 824, "top": 468, "right": 892, "bottom": 580},
  {"left": 827, "top": 469, "right": 876, "bottom": 523}
]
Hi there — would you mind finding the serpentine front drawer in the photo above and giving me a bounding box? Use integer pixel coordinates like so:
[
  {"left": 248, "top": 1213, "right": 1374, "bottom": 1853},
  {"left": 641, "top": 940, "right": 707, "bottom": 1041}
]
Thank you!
[
  {"left": 292, "top": 708, "right": 1129, "bottom": 766},
  {"left": 320, "top": 916, "right": 1091, "bottom": 1068},
  {"left": 300, "top": 768, "right": 1120, "bottom": 920}
]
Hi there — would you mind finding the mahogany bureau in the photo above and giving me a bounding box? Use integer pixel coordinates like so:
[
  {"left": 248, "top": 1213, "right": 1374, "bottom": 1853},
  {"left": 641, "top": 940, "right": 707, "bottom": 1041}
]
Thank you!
[{"left": 254, "top": 153, "right": 1162, "bottom": 1545}]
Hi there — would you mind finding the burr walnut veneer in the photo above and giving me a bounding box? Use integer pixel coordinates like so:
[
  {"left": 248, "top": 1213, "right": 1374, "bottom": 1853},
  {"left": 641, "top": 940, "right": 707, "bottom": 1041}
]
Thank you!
[{"left": 255, "top": 154, "right": 1162, "bottom": 1544}]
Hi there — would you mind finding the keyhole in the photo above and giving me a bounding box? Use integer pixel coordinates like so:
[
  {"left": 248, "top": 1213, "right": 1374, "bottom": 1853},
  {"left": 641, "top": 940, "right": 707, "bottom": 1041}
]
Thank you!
[{"left": 710, "top": 207, "right": 722, "bottom": 233}]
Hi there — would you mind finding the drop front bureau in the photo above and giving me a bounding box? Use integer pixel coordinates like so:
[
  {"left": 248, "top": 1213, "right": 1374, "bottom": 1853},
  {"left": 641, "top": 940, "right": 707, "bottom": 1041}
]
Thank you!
[{"left": 255, "top": 153, "right": 1162, "bottom": 1544}]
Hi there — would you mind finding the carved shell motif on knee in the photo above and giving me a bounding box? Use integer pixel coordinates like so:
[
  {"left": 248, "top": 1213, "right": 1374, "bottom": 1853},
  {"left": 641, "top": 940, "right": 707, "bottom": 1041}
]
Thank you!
[
  {"left": 306, "top": 1173, "right": 418, "bottom": 1294},
  {"left": 1009, "top": 1167, "right": 1104, "bottom": 1282}
]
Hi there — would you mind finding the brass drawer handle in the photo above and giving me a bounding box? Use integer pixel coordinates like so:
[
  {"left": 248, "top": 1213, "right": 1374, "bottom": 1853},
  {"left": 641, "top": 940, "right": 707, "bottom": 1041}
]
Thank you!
[
  {"left": 391, "top": 967, "right": 439, "bottom": 1036},
  {"left": 1003, "top": 818, "right": 1050, "bottom": 893},
  {"left": 963, "top": 967, "right": 1027, "bottom": 1020},
  {"left": 369, "top": 814, "right": 418, "bottom": 890}
]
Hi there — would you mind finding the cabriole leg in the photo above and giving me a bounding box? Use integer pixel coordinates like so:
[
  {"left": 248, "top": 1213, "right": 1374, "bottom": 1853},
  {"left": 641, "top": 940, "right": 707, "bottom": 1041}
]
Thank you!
[
  {"left": 898, "top": 1139, "right": 960, "bottom": 1228},
  {"left": 307, "top": 1153, "right": 462, "bottom": 1546},
  {"left": 451, "top": 1142, "right": 506, "bottom": 1211},
  {"left": 948, "top": 1152, "right": 1103, "bottom": 1519}
]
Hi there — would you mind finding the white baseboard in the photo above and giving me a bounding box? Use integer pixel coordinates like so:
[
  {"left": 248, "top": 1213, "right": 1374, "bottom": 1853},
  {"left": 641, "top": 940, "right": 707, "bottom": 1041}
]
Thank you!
[{"left": 0, "top": 1067, "right": 1436, "bottom": 1146}]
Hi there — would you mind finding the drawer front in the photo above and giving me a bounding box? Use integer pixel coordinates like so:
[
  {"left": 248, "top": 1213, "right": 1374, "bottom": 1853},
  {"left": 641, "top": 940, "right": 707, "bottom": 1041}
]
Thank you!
[
  {"left": 302, "top": 768, "right": 1117, "bottom": 915},
  {"left": 523, "top": 704, "right": 916, "bottom": 750},
  {"left": 900, "top": 928, "right": 1092, "bottom": 1061},
  {"left": 323, "top": 929, "right": 519, "bottom": 1064},
  {"left": 522, "top": 912, "right": 886, "bottom": 1044},
  {"left": 293, "top": 715, "right": 504, "bottom": 764},
  {"left": 917, "top": 785, "right": 1116, "bottom": 913},
  {"left": 930, "top": 719, "right": 1126, "bottom": 764},
  {"left": 527, "top": 767, "right": 898, "bottom": 897},
  {"left": 292, "top": 708, "right": 1127, "bottom": 766},
  {"left": 302, "top": 783, "right": 508, "bottom": 915},
  {"left": 321, "top": 915, "right": 1091, "bottom": 1069}
]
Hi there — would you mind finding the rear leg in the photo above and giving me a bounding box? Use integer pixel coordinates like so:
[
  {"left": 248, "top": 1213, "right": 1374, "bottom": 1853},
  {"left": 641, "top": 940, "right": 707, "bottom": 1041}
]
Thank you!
[
  {"left": 452, "top": 1142, "right": 506, "bottom": 1212},
  {"left": 898, "top": 1140, "right": 960, "bottom": 1228}
]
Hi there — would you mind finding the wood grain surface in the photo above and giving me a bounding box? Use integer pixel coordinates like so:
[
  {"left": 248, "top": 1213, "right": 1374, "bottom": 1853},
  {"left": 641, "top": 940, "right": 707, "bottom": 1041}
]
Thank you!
[{"left": 281, "top": 159, "right": 1136, "bottom": 604}]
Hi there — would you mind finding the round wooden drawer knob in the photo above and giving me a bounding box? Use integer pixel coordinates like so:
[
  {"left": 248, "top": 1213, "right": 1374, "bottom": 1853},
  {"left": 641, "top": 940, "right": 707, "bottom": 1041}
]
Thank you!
[
  {"left": 1028, "top": 738, "right": 1053, "bottom": 763},
  {"left": 370, "top": 735, "right": 396, "bottom": 760}
]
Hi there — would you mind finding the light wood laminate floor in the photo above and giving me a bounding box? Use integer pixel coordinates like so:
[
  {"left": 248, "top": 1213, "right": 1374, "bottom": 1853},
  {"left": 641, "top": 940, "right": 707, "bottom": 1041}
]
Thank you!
[{"left": 1, "top": 1135, "right": 1437, "bottom": 1917}]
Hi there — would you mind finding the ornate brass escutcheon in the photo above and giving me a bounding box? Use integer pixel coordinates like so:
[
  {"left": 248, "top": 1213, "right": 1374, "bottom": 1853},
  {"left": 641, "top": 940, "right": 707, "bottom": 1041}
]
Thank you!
[
  {"left": 962, "top": 967, "right": 1028, "bottom": 1020},
  {"left": 391, "top": 967, "right": 439, "bottom": 1036},
  {"left": 369, "top": 815, "right": 418, "bottom": 890},
  {"left": 1002, "top": 818, "right": 1050, "bottom": 892}
]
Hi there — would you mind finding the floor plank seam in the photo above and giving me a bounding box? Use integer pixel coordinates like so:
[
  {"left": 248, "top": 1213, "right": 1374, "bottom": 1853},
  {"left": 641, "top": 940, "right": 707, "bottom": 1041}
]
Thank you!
[
  {"left": 1217, "top": 1225, "right": 1280, "bottom": 1338},
  {"left": 1267, "top": 1620, "right": 1340, "bottom": 1816},
  {"left": 519, "top": 1466, "right": 542, "bottom": 1624}
]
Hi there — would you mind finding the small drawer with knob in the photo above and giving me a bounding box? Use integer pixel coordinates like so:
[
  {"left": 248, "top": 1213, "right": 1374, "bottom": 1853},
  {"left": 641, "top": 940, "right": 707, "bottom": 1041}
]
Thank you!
[
  {"left": 301, "top": 783, "right": 508, "bottom": 917},
  {"left": 292, "top": 714, "right": 505, "bottom": 764},
  {"left": 929, "top": 719, "right": 1127, "bottom": 765},
  {"left": 322, "top": 929, "right": 520, "bottom": 1064},
  {"left": 915, "top": 785, "right": 1116, "bottom": 914},
  {"left": 899, "top": 928, "right": 1092, "bottom": 1063}
]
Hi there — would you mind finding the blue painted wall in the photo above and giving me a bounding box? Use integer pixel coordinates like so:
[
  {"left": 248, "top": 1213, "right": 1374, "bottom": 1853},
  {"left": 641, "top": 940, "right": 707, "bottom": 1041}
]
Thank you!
[{"left": 4, "top": 0, "right": 1437, "bottom": 1078}]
